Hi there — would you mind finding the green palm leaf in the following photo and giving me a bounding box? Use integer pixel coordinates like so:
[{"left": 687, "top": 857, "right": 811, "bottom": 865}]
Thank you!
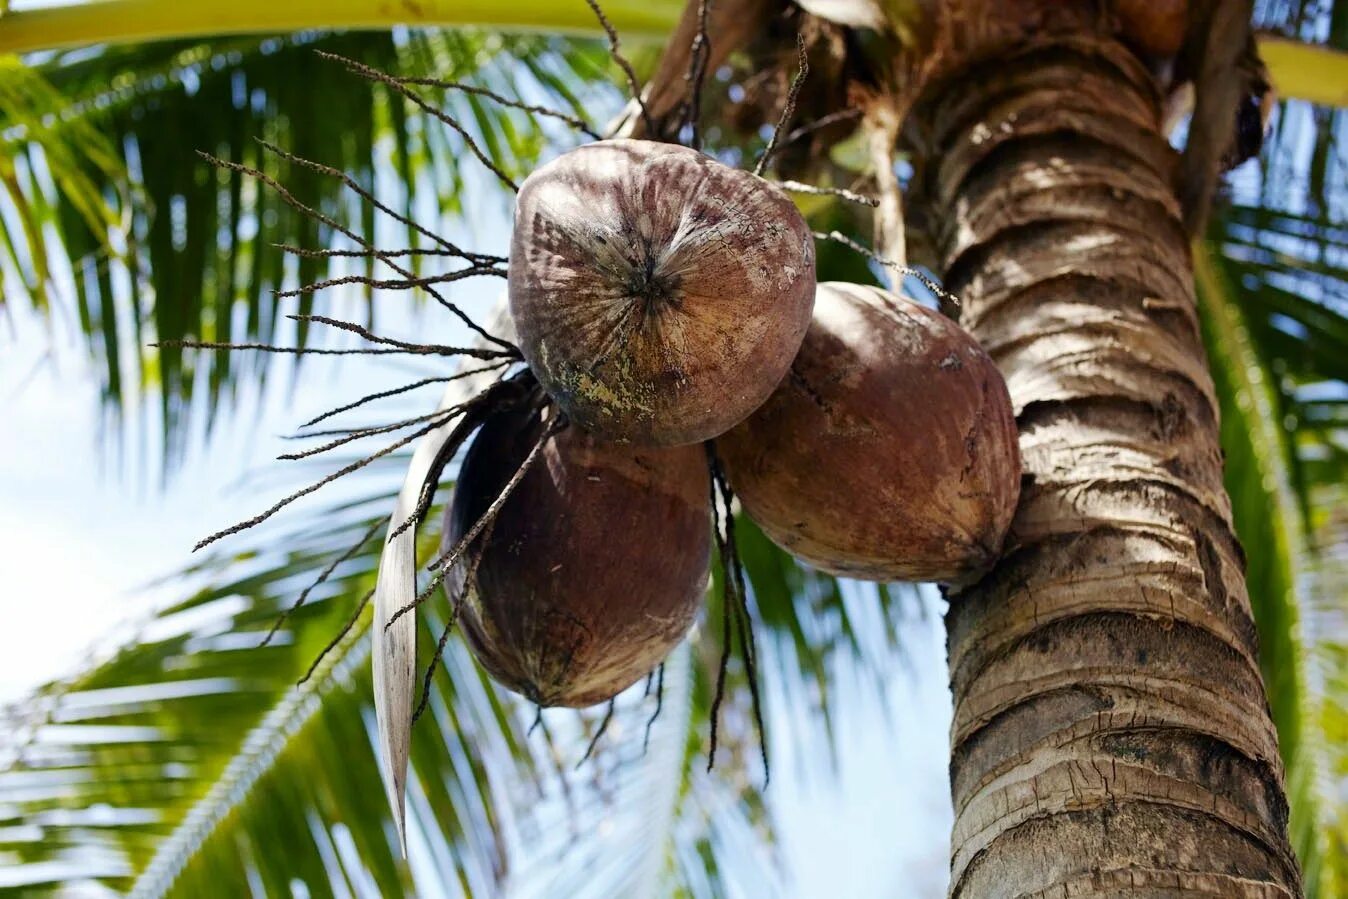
[
  {"left": 1, "top": 29, "right": 614, "bottom": 469},
  {"left": 1197, "top": 1, "right": 1348, "bottom": 876},
  {"left": 0, "top": 422, "right": 917, "bottom": 896}
]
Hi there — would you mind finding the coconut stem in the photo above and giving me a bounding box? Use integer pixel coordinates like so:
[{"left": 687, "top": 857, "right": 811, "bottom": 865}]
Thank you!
[
  {"left": 261, "top": 520, "right": 383, "bottom": 647},
  {"left": 643, "top": 663, "right": 666, "bottom": 754},
  {"left": 780, "top": 107, "right": 863, "bottom": 149},
  {"left": 533, "top": 712, "right": 577, "bottom": 825},
  {"left": 386, "top": 411, "right": 563, "bottom": 629},
  {"left": 705, "top": 453, "right": 734, "bottom": 773},
  {"left": 411, "top": 613, "right": 458, "bottom": 725},
  {"left": 275, "top": 244, "right": 506, "bottom": 266},
  {"left": 297, "top": 587, "right": 374, "bottom": 686},
  {"left": 584, "top": 0, "right": 656, "bottom": 134},
  {"left": 193, "top": 415, "right": 455, "bottom": 552},
  {"left": 703, "top": 444, "right": 767, "bottom": 783},
  {"left": 813, "top": 229, "right": 964, "bottom": 318},
  {"left": 716, "top": 464, "right": 768, "bottom": 786},
  {"left": 199, "top": 147, "right": 513, "bottom": 351},
  {"left": 320, "top": 52, "right": 522, "bottom": 193},
  {"left": 274, "top": 266, "right": 506, "bottom": 300},
  {"left": 386, "top": 72, "right": 601, "bottom": 140},
  {"left": 299, "top": 363, "right": 510, "bottom": 429},
  {"left": 777, "top": 180, "right": 878, "bottom": 207},
  {"left": 289, "top": 314, "right": 516, "bottom": 361},
  {"left": 255, "top": 137, "right": 502, "bottom": 268},
  {"left": 279, "top": 409, "right": 468, "bottom": 460},
  {"left": 576, "top": 700, "right": 617, "bottom": 768},
  {"left": 152, "top": 340, "right": 446, "bottom": 357},
  {"left": 387, "top": 376, "right": 534, "bottom": 542},
  {"left": 410, "top": 523, "right": 491, "bottom": 725},
  {"left": 682, "top": 0, "right": 712, "bottom": 149},
  {"left": 753, "top": 33, "right": 808, "bottom": 177}
]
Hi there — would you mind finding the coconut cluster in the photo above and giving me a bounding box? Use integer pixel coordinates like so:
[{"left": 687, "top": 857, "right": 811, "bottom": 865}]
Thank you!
[
  {"left": 441, "top": 140, "right": 1021, "bottom": 710},
  {"left": 185, "top": 50, "right": 1025, "bottom": 836}
]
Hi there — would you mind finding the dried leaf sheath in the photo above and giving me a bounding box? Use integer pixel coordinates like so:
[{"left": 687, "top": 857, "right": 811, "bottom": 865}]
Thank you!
[{"left": 372, "top": 312, "right": 516, "bottom": 853}]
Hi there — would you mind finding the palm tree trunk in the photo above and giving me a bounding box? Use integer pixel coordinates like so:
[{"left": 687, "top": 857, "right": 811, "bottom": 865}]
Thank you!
[{"left": 911, "top": 37, "right": 1304, "bottom": 898}]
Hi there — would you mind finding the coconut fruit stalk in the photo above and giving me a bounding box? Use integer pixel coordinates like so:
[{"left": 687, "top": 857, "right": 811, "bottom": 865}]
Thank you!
[
  {"left": 445, "top": 402, "right": 710, "bottom": 707},
  {"left": 717, "top": 281, "right": 1021, "bottom": 583},
  {"left": 508, "top": 138, "right": 816, "bottom": 447}
]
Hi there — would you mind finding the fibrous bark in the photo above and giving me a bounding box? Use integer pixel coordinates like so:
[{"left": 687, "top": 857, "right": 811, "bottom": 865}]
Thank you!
[{"left": 910, "top": 34, "right": 1303, "bottom": 899}]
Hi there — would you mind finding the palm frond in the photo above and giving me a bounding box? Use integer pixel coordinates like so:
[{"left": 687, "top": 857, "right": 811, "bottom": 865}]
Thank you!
[
  {"left": 0, "top": 0, "right": 682, "bottom": 56},
  {"left": 0, "top": 411, "right": 919, "bottom": 897},
  {"left": 1199, "top": 7, "right": 1348, "bottom": 880},
  {"left": 1196, "top": 249, "right": 1329, "bottom": 893},
  {"left": 1, "top": 29, "right": 615, "bottom": 471}
]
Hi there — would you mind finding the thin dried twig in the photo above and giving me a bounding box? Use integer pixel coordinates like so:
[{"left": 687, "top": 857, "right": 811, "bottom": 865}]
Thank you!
[
  {"left": 320, "top": 53, "right": 521, "bottom": 193},
  {"left": 290, "top": 314, "right": 515, "bottom": 361},
  {"left": 584, "top": 0, "right": 654, "bottom": 134},
  {"left": 410, "top": 516, "right": 495, "bottom": 725},
  {"left": 259, "top": 136, "right": 501, "bottom": 267},
  {"left": 390, "top": 74, "right": 600, "bottom": 139},
  {"left": 576, "top": 700, "right": 617, "bottom": 767},
  {"left": 274, "top": 267, "right": 504, "bottom": 299},
  {"left": 275, "top": 243, "right": 506, "bottom": 265},
  {"left": 534, "top": 711, "right": 576, "bottom": 818},
  {"left": 412, "top": 612, "right": 458, "bottom": 724},
  {"left": 716, "top": 461, "right": 768, "bottom": 785},
  {"left": 194, "top": 416, "right": 450, "bottom": 552},
  {"left": 277, "top": 408, "right": 464, "bottom": 460},
  {"left": 298, "top": 587, "right": 375, "bottom": 685},
  {"left": 299, "top": 363, "right": 510, "bottom": 429},
  {"left": 262, "top": 520, "right": 383, "bottom": 646},
  {"left": 754, "top": 34, "right": 809, "bottom": 177},
  {"left": 201, "top": 149, "right": 511, "bottom": 350},
  {"left": 154, "top": 339, "right": 433, "bottom": 357},
  {"left": 706, "top": 449, "right": 734, "bottom": 772},
  {"left": 777, "top": 180, "right": 878, "bottom": 206},
  {"left": 386, "top": 377, "right": 531, "bottom": 542},
  {"left": 702, "top": 445, "right": 769, "bottom": 781},
  {"left": 643, "top": 662, "right": 665, "bottom": 754},
  {"left": 814, "top": 230, "right": 963, "bottom": 316},
  {"left": 781, "top": 107, "right": 862, "bottom": 148},
  {"left": 683, "top": 0, "right": 712, "bottom": 149}
]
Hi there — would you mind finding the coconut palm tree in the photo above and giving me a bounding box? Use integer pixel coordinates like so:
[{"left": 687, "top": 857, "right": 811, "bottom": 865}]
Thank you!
[{"left": 1, "top": 0, "right": 1346, "bottom": 896}]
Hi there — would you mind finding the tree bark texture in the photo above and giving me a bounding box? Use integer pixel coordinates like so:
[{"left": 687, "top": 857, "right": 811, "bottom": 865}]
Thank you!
[{"left": 911, "top": 37, "right": 1303, "bottom": 898}]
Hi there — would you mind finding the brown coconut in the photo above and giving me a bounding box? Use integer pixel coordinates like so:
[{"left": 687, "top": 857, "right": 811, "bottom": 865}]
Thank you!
[
  {"left": 508, "top": 139, "right": 816, "bottom": 447},
  {"left": 444, "top": 403, "right": 710, "bottom": 707},
  {"left": 717, "top": 282, "right": 1020, "bottom": 583},
  {"left": 1115, "top": 0, "right": 1187, "bottom": 58}
]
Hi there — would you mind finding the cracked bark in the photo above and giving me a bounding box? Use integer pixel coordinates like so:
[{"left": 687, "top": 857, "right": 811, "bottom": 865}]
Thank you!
[{"left": 910, "top": 36, "right": 1303, "bottom": 899}]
